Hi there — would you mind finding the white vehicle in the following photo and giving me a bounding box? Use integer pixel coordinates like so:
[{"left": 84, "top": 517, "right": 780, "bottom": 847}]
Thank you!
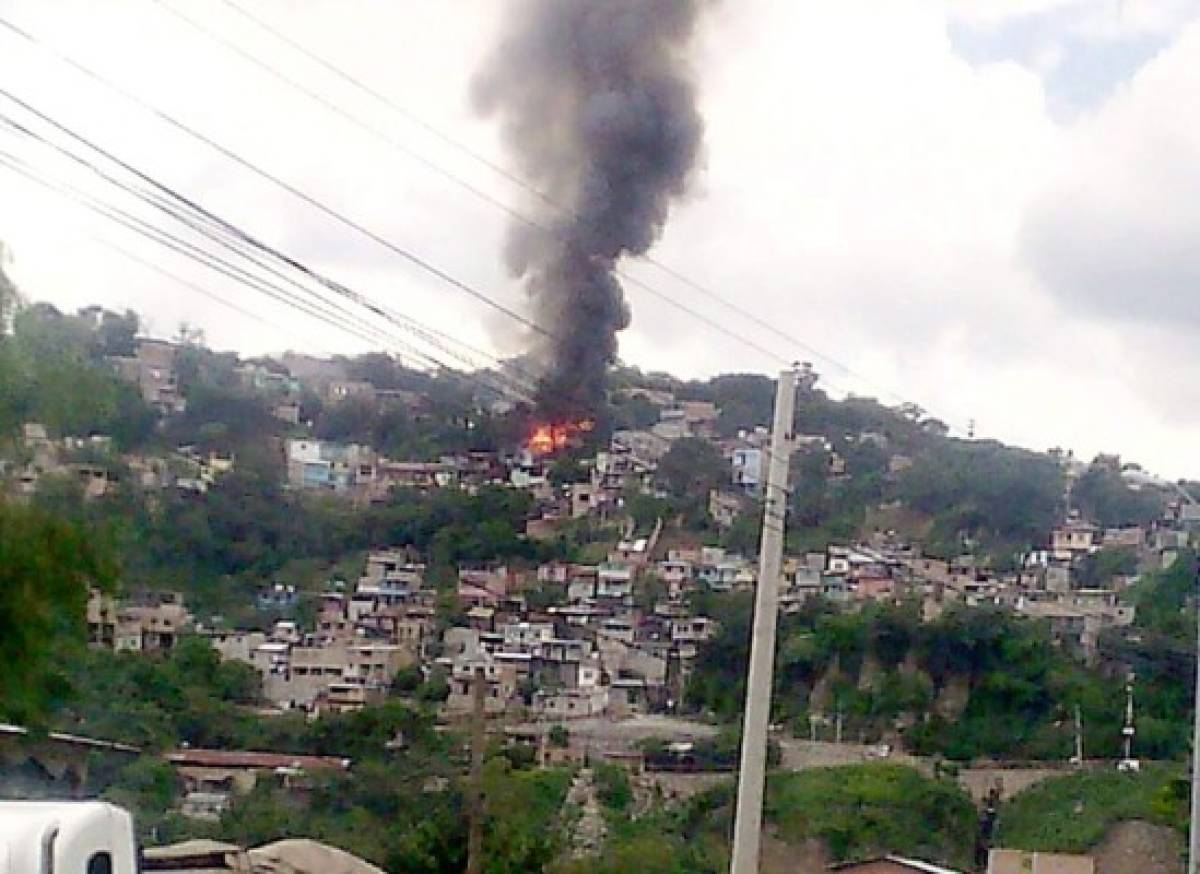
[{"left": 0, "top": 801, "right": 137, "bottom": 874}]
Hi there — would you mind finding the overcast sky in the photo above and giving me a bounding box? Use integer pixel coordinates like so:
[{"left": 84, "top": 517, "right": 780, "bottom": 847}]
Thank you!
[{"left": 0, "top": 1, "right": 1199, "bottom": 476}]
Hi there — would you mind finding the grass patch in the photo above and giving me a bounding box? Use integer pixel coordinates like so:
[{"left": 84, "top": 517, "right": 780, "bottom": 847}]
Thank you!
[
  {"left": 996, "top": 763, "right": 1187, "bottom": 853},
  {"left": 766, "top": 764, "right": 977, "bottom": 867}
]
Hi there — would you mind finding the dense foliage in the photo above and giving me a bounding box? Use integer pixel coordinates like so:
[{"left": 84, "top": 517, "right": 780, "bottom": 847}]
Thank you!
[
  {"left": 668, "top": 765, "right": 976, "bottom": 870},
  {"left": 0, "top": 500, "right": 117, "bottom": 722},
  {"left": 996, "top": 765, "right": 1187, "bottom": 852},
  {"left": 765, "top": 765, "right": 977, "bottom": 866},
  {"left": 1073, "top": 464, "right": 1165, "bottom": 528},
  {"left": 688, "top": 594, "right": 1139, "bottom": 761},
  {"left": 1097, "top": 551, "right": 1199, "bottom": 759},
  {"left": 894, "top": 440, "right": 1064, "bottom": 560},
  {"left": 0, "top": 304, "right": 156, "bottom": 449}
]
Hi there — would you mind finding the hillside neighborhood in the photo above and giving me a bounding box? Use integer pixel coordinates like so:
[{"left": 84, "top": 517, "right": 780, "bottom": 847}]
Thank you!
[
  {"left": 1, "top": 324, "right": 1178, "bottom": 872},
  {"left": 0, "top": 297, "right": 1193, "bottom": 874}
]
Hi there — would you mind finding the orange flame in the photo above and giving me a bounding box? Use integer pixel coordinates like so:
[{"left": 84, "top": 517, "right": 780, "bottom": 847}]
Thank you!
[{"left": 528, "top": 420, "right": 594, "bottom": 456}]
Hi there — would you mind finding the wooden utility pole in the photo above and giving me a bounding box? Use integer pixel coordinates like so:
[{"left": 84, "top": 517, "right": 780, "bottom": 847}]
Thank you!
[
  {"left": 729, "top": 368, "right": 797, "bottom": 874},
  {"left": 466, "top": 666, "right": 486, "bottom": 874}
]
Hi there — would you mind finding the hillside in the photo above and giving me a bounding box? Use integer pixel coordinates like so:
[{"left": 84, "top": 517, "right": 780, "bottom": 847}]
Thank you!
[
  {"left": 685, "top": 594, "right": 1174, "bottom": 761},
  {"left": 995, "top": 765, "right": 1187, "bottom": 854},
  {"left": 0, "top": 293, "right": 1194, "bottom": 871}
]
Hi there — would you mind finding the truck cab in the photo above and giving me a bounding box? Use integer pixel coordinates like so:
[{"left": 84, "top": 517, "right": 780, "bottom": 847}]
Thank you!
[{"left": 0, "top": 801, "right": 137, "bottom": 874}]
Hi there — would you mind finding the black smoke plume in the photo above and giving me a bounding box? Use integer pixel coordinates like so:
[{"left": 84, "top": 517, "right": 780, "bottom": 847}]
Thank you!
[{"left": 476, "top": 0, "right": 710, "bottom": 419}]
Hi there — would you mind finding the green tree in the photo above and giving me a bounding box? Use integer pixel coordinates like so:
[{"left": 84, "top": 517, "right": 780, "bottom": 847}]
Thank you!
[
  {"left": 1073, "top": 462, "right": 1164, "bottom": 528},
  {"left": 0, "top": 501, "right": 116, "bottom": 722}
]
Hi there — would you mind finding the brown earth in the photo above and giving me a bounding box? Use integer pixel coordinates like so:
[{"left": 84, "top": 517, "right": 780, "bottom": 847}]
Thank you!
[
  {"left": 1093, "top": 820, "right": 1183, "bottom": 874},
  {"left": 761, "top": 831, "right": 830, "bottom": 874}
]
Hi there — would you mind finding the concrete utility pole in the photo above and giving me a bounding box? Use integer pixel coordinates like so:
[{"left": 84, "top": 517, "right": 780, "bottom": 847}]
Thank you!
[
  {"left": 466, "top": 666, "right": 487, "bottom": 874},
  {"left": 730, "top": 367, "right": 796, "bottom": 874},
  {"left": 1189, "top": 570, "right": 1200, "bottom": 874}
]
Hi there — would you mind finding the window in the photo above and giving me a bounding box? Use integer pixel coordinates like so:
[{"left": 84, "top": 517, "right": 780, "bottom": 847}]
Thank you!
[{"left": 87, "top": 853, "right": 113, "bottom": 874}]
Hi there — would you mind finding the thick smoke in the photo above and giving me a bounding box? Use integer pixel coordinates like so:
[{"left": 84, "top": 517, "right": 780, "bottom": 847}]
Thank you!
[{"left": 475, "top": 0, "right": 710, "bottom": 418}]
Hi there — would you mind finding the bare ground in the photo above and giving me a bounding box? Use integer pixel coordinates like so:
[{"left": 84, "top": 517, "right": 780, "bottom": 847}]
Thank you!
[{"left": 1094, "top": 820, "right": 1183, "bottom": 874}]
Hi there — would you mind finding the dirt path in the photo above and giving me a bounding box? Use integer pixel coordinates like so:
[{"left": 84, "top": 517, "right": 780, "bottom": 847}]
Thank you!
[{"left": 564, "top": 768, "right": 607, "bottom": 860}]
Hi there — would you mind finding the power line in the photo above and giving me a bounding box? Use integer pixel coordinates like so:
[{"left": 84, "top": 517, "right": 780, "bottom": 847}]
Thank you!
[
  {"left": 0, "top": 105, "right": 561, "bottom": 408},
  {"left": 0, "top": 13, "right": 552, "bottom": 346},
  {"left": 0, "top": 139, "right": 533, "bottom": 407},
  {"left": 0, "top": 88, "right": 539, "bottom": 399},
  {"left": 0, "top": 142, "right": 426, "bottom": 367},
  {"left": 0, "top": 115, "right": 438, "bottom": 364}
]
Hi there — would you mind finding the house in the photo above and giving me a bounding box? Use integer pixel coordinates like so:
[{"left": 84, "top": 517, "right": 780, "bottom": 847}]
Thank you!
[
  {"left": 612, "top": 538, "right": 651, "bottom": 566},
  {"left": 987, "top": 850, "right": 1092, "bottom": 874},
  {"left": 111, "top": 339, "right": 185, "bottom": 413},
  {"left": 376, "top": 461, "right": 454, "bottom": 491},
  {"left": 235, "top": 360, "right": 300, "bottom": 396},
  {"left": 568, "top": 482, "right": 596, "bottom": 518},
  {"left": 598, "top": 617, "right": 636, "bottom": 645},
  {"left": 731, "top": 447, "right": 763, "bottom": 493},
  {"left": 1101, "top": 527, "right": 1145, "bottom": 550},
  {"left": 830, "top": 857, "right": 963, "bottom": 874},
  {"left": 680, "top": 401, "right": 719, "bottom": 438},
  {"left": 256, "top": 584, "right": 298, "bottom": 612},
  {"left": 670, "top": 617, "right": 718, "bottom": 647},
  {"left": 324, "top": 379, "right": 377, "bottom": 405},
  {"left": 206, "top": 629, "right": 268, "bottom": 664},
  {"left": 1050, "top": 516, "right": 1100, "bottom": 560},
  {"left": 781, "top": 559, "right": 824, "bottom": 609},
  {"left": 445, "top": 656, "right": 524, "bottom": 716},
  {"left": 611, "top": 429, "right": 673, "bottom": 465},
  {"left": 276, "top": 643, "right": 413, "bottom": 711},
  {"left": 1014, "top": 594, "right": 1135, "bottom": 663},
  {"left": 273, "top": 399, "right": 302, "bottom": 425},
  {"left": 709, "top": 490, "right": 748, "bottom": 530},
  {"left": 87, "top": 590, "right": 194, "bottom": 653},
  {"left": 533, "top": 687, "right": 609, "bottom": 720},
  {"left": 502, "top": 621, "right": 555, "bottom": 651},
  {"left": 596, "top": 563, "right": 634, "bottom": 602},
  {"left": 285, "top": 439, "right": 377, "bottom": 494},
  {"left": 608, "top": 678, "right": 648, "bottom": 717},
  {"left": 164, "top": 748, "right": 349, "bottom": 816},
  {"left": 855, "top": 575, "right": 896, "bottom": 602}
]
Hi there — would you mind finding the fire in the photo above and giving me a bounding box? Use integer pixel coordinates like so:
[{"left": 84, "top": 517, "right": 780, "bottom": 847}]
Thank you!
[{"left": 527, "top": 419, "right": 594, "bottom": 456}]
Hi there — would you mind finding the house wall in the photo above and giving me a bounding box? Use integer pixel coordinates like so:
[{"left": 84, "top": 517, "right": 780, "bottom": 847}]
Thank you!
[{"left": 988, "top": 850, "right": 1093, "bottom": 874}]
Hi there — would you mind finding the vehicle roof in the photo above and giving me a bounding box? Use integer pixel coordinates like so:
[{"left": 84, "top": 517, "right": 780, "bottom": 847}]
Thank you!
[{"left": 0, "top": 801, "right": 133, "bottom": 859}]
